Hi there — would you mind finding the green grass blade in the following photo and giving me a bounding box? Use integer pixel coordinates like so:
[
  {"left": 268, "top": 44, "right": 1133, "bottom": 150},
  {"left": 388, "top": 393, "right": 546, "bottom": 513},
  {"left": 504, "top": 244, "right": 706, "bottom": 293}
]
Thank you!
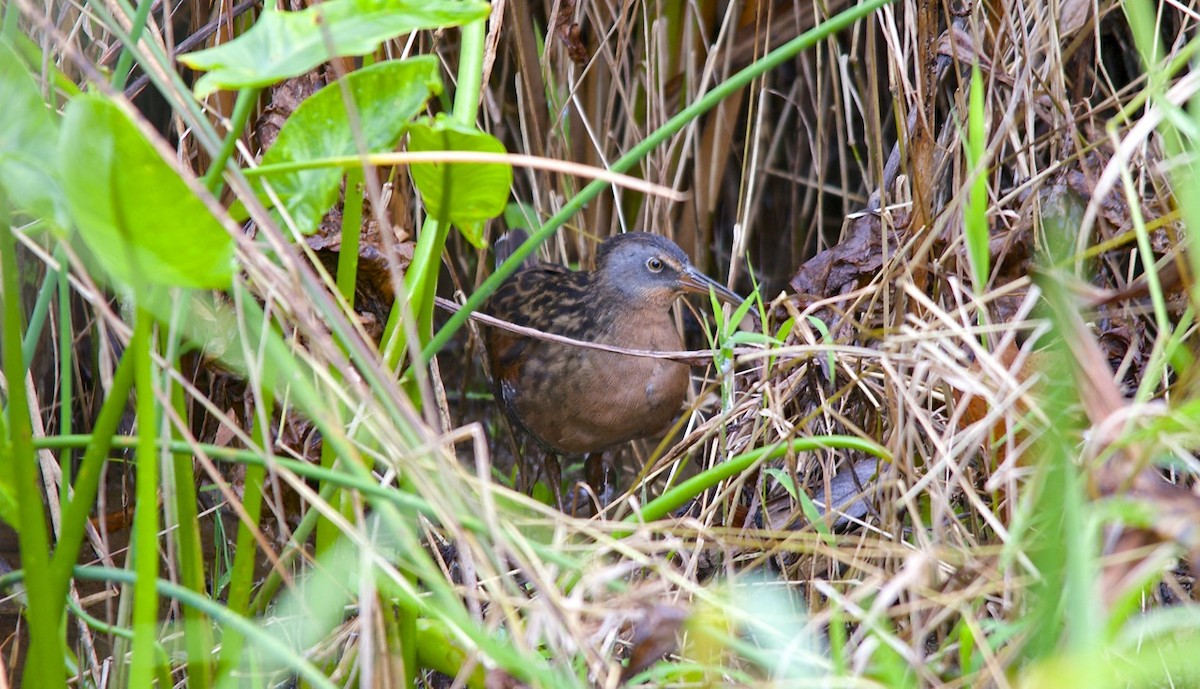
[
  {"left": 964, "top": 64, "right": 989, "bottom": 289},
  {"left": 129, "top": 306, "right": 160, "bottom": 687},
  {"left": 2, "top": 191, "right": 67, "bottom": 688}
]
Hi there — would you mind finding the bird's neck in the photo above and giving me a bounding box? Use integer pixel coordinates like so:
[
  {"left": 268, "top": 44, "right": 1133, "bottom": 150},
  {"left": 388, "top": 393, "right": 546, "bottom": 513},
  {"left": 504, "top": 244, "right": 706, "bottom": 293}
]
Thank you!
[
  {"left": 590, "top": 273, "right": 676, "bottom": 310},
  {"left": 586, "top": 281, "right": 682, "bottom": 349}
]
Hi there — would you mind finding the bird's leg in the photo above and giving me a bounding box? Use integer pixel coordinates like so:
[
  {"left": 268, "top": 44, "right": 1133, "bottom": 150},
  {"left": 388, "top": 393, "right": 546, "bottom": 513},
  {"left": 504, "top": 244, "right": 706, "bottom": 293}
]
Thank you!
[
  {"left": 546, "top": 452, "right": 565, "bottom": 510},
  {"left": 584, "top": 452, "right": 616, "bottom": 507},
  {"left": 513, "top": 442, "right": 529, "bottom": 494}
]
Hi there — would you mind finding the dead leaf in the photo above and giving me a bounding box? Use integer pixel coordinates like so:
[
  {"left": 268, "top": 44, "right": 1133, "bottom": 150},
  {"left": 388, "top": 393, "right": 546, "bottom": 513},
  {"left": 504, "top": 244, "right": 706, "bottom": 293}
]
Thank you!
[
  {"left": 1058, "top": 0, "right": 1093, "bottom": 37},
  {"left": 788, "top": 210, "right": 903, "bottom": 300},
  {"left": 554, "top": 0, "right": 588, "bottom": 66}
]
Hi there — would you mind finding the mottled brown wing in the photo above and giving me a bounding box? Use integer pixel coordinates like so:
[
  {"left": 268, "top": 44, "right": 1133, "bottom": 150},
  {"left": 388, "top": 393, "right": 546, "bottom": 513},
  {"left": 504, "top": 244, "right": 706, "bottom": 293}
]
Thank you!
[
  {"left": 482, "top": 266, "right": 592, "bottom": 453},
  {"left": 484, "top": 267, "right": 560, "bottom": 377}
]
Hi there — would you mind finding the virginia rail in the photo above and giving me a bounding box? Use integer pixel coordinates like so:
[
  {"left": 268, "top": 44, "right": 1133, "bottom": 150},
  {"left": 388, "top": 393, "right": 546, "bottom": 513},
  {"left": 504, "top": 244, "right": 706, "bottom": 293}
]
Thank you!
[{"left": 482, "top": 231, "right": 742, "bottom": 506}]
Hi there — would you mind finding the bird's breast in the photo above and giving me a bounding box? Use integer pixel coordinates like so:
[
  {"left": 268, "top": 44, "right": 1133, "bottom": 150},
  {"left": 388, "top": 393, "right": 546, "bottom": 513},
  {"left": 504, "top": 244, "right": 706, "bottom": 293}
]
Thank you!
[{"left": 506, "top": 309, "right": 691, "bottom": 454}]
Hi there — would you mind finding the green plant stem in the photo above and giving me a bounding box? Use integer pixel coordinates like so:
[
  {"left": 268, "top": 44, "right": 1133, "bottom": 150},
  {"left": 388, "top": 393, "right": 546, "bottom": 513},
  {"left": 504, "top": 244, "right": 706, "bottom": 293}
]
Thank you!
[
  {"left": 379, "top": 15, "right": 488, "bottom": 684},
  {"left": 451, "top": 21, "right": 486, "bottom": 126},
  {"left": 36, "top": 434, "right": 473, "bottom": 528},
  {"left": 334, "top": 51, "right": 372, "bottom": 305},
  {"left": 415, "top": 617, "right": 487, "bottom": 689},
  {"left": 129, "top": 306, "right": 159, "bottom": 687},
  {"left": 315, "top": 435, "right": 343, "bottom": 556},
  {"left": 109, "top": 0, "right": 155, "bottom": 90},
  {"left": 420, "top": 0, "right": 892, "bottom": 363},
  {"left": 202, "top": 87, "right": 261, "bottom": 194},
  {"left": 324, "top": 184, "right": 365, "bottom": 565},
  {"left": 214, "top": 391, "right": 272, "bottom": 681},
  {"left": 166, "top": 337, "right": 212, "bottom": 689},
  {"left": 56, "top": 251, "right": 73, "bottom": 494},
  {"left": 381, "top": 13, "right": 488, "bottom": 370},
  {"left": 249, "top": 478, "right": 335, "bottom": 616},
  {"left": 47, "top": 351, "right": 136, "bottom": 605},
  {"left": 19, "top": 252, "right": 59, "bottom": 369},
  {"left": 2, "top": 194, "right": 67, "bottom": 688},
  {"left": 336, "top": 166, "right": 365, "bottom": 303},
  {"left": 623, "top": 436, "right": 890, "bottom": 526},
  {"left": 0, "top": 566, "right": 339, "bottom": 689},
  {"left": 64, "top": 595, "right": 174, "bottom": 687},
  {"left": 964, "top": 64, "right": 989, "bottom": 291}
]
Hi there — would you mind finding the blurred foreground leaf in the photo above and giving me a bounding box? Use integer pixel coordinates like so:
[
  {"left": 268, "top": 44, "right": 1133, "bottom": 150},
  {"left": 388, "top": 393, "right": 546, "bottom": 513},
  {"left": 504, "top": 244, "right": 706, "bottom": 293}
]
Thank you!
[
  {"left": 0, "top": 40, "right": 66, "bottom": 229},
  {"left": 58, "top": 95, "right": 234, "bottom": 290}
]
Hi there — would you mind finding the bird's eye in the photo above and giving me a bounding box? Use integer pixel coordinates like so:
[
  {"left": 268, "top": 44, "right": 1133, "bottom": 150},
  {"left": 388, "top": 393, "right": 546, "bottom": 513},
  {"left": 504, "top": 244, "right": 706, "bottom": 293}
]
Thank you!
[{"left": 646, "top": 257, "right": 664, "bottom": 272}]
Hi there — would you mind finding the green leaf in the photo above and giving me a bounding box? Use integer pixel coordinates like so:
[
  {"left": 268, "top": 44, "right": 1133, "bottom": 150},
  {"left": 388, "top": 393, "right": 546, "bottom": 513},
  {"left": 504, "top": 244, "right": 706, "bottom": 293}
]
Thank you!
[
  {"left": 503, "top": 201, "right": 542, "bottom": 232},
  {"left": 255, "top": 57, "right": 442, "bottom": 235},
  {"left": 773, "top": 316, "right": 795, "bottom": 343},
  {"left": 865, "top": 625, "right": 918, "bottom": 689},
  {"left": 0, "top": 40, "right": 66, "bottom": 230},
  {"left": 728, "top": 331, "right": 780, "bottom": 346},
  {"left": 180, "top": 0, "right": 489, "bottom": 97},
  {"left": 408, "top": 116, "right": 512, "bottom": 248},
  {"left": 762, "top": 467, "right": 799, "bottom": 500},
  {"left": 58, "top": 95, "right": 234, "bottom": 290},
  {"left": 964, "top": 63, "right": 989, "bottom": 288},
  {"left": 763, "top": 468, "right": 834, "bottom": 546},
  {"left": 726, "top": 288, "right": 758, "bottom": 336},
  {"left": 805, "top": 315, "right": 837, "bottom": 390}
]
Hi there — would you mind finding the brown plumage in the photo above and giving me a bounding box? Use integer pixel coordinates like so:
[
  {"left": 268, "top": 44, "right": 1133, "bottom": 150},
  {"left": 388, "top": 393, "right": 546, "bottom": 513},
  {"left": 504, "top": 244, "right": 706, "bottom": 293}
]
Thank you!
[{"left": 482, "top": 231, "right": 741, "bottom": 500}]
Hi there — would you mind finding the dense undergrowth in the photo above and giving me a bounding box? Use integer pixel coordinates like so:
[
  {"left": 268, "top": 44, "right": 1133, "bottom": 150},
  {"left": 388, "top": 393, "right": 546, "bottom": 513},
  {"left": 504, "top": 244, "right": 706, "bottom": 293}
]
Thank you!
[{"left": 2, "top": 0, "right": 1200, "bottom": 687}]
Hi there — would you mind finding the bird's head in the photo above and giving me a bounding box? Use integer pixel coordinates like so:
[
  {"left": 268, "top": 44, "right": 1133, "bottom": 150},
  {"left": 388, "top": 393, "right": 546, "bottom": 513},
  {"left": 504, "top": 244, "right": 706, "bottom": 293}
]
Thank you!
[{"left": 594, "top": 232, "right": 742, "bottom": 308}]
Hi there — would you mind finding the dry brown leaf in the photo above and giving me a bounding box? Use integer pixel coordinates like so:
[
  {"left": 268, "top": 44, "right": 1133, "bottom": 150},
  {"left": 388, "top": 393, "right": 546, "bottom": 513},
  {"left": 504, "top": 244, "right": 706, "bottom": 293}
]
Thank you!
[
  {"left": 554, "top": 0, "right": 588, "bottom": 66},
  {"left": 788, "top": 210, "right": 903, "bottom": 300}
]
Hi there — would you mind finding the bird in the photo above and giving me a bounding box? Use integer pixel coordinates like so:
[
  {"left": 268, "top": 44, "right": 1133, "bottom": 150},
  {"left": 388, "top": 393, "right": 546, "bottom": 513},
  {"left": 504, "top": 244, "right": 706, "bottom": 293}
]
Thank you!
[{"left": 481, "top": 230, "right": 742, "bottom": 508}]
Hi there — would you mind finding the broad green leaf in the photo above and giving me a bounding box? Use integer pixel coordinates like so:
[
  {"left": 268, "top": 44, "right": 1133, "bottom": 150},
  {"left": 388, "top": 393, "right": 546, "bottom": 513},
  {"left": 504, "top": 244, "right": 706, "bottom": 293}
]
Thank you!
[
  {"left": 7, "top": 34, "right": 82, "bottom": 99},
  {"left": 409, "top": 116, "right": 511, "bottom": 248},
  {"left": 255, "top": 57, "right": 442, "bottom": 235},
  {"left": 180, "top": 0, "right": 489, "bottom": 97},
  {"left": 0, "top": 40, "right": 66, "bottom": 230},
  {"left": 503, "top": 201, "right": 541, "bottom": 232},
  {"left": 58, "top": 95, "right": 234, "bottom": 290}
]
